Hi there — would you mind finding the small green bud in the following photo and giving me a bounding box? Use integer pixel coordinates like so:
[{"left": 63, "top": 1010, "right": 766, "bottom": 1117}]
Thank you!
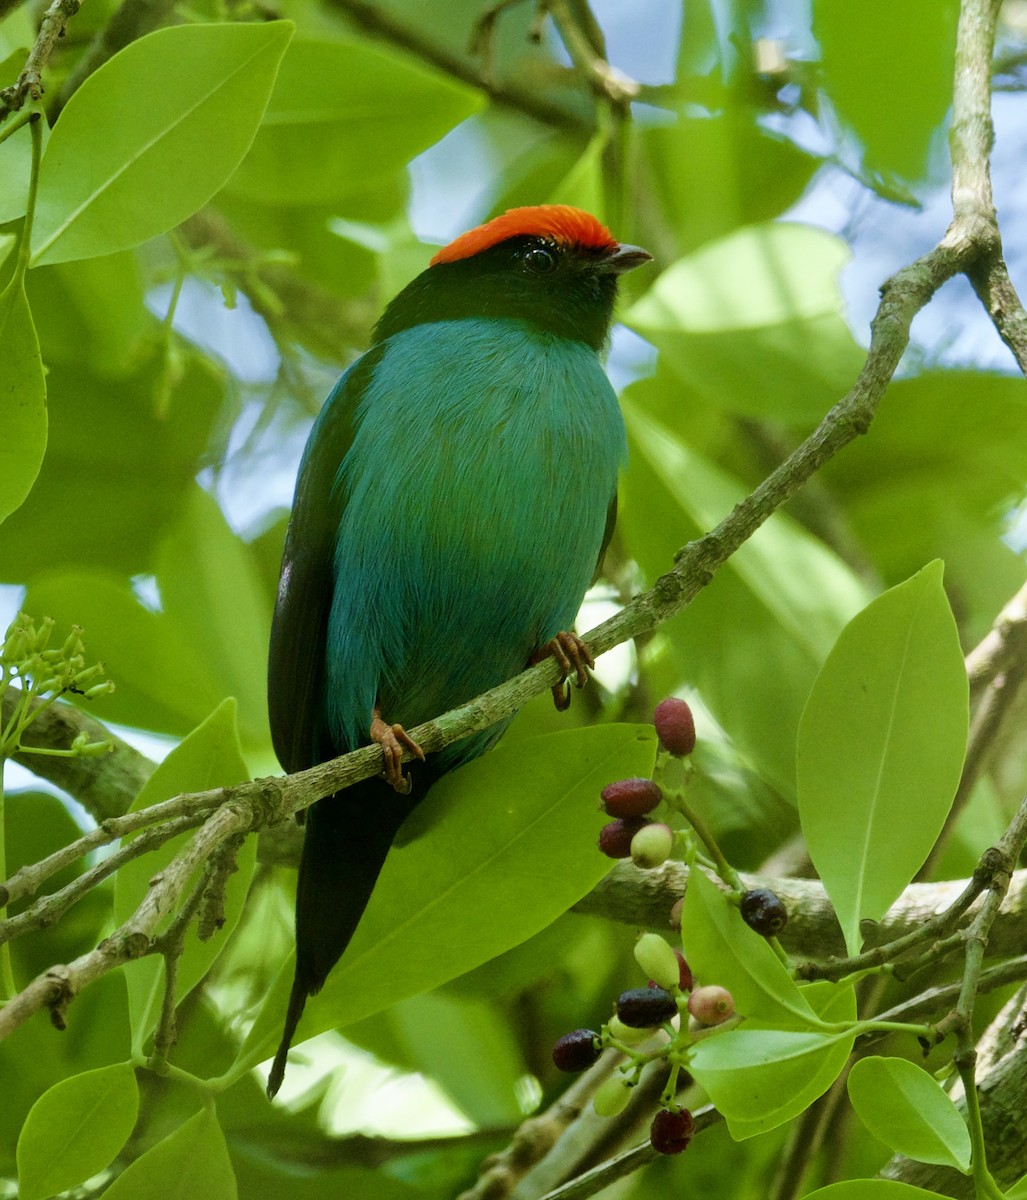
[
  {"left": 593, "top": 1075, "right": 633, "bottom": 1117},
  {"left": 83, "top": 680, "right": 115, "bottom": 700},
  {"left": 634, "top": 933, "right": 681, "bottom": 990}
]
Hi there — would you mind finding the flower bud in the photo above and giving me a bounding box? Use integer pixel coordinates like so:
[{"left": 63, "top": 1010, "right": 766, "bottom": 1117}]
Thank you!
[
  {"left": 654, "top": 697, "right": 696, "bottom": 757},
  {"left": 600, "top": 777, "right": 662, "bottom": 818},
  {"left": 630, "top": 822, "right": 673, "bottom": 870}
]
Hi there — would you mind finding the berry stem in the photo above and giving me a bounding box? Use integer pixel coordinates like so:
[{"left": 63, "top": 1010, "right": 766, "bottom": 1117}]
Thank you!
[{"left": 672, "top": 793, "right": 741, "bottom": 891}]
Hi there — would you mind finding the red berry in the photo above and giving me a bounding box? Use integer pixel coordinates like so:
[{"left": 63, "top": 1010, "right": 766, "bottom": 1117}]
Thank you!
[
  {"left": 600, "top": 777, "right": 662, "bottom": 818},
  {"left": 740, "top": 887, "right": 788, "bottom": 936},
  {"left": 688, "top": 984, "right": 734, "bottom": 1026},
  {"left": 650, "top": 1107, "right": 695, "bottom": 1154},
  {"left": 552, "top": 1029, "right": 601, "bottom": 1072},
  {"left": 598, "top": 817, "right": 650, "bottom": 859},
  {"left": 615, "top": 987, "right": 678, "bottom": 1028},
  {"left": 654, "top": 698, "right": 696, "bottom": 757}
]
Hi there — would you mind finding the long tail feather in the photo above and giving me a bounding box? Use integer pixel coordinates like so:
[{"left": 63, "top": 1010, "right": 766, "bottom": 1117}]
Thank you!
[{"left": 267, "top": 777, "right": 419, "bottom": 1098}]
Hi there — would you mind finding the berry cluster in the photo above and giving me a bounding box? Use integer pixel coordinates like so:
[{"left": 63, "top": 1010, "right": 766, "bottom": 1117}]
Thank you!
[
  {"left": 551, "top": 930, "right": 734, "bottom": 1154},
  {"left": 552, "top": 697, "right": 789, "bottom": 1156}
]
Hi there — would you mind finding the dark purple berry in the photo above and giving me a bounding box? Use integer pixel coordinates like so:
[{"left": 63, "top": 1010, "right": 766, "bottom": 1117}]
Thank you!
[
  {"left": 600, "top": 777, "right": 662, "bottom": 818},
  {"left": 552, "top": 1029, "right": 601, "bottom": 1072},
  {"left": 650, "top": 1107, "right": 695, "bottom": 1154},
  {"left": 598, "top": 817, "right": 651, "bottom": 859},
  {"left": 654, "top": 698, "right": 696, "bottom": 757},
  {"left": 740, "top": 887, "right": 788, "bottom": 936},
  {"left": 615, "top": 987, "right": 678, "bottom": 1028}
]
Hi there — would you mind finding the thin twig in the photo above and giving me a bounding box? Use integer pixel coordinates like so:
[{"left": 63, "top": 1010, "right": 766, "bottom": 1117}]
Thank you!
[{"left": 0, "top": 0, "right": 81, "bottom": 120}]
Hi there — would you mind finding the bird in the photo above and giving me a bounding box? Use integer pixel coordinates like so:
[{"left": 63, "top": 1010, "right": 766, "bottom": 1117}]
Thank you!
[{"left": 266, "top": 204, "right": 650, "bottom": 1097}]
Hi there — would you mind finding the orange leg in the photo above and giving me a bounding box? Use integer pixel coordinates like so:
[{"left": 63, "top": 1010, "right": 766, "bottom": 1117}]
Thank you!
[
  {"left": 529, "top": 631, "right": 595, "bottom": 712},
  {"left": 370, "top": 706, "right": 425, "bottom": 794}
]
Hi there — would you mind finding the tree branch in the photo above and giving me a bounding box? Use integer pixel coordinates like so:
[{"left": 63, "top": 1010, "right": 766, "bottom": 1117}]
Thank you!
[{"left": 0, "top": 0, "right": 81, "bottom": 121}]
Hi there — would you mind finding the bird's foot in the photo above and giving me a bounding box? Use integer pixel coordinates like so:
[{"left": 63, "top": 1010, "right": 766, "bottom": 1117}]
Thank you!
[
  {"left": 530, "top": 631, "right": 595, "bottom": 712},
  {"left": 370, "top": 708, "right": 425, "bottom": 794}
]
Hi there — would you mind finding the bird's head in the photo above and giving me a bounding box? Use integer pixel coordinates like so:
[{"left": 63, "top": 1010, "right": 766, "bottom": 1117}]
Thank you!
[{"left": 373, "top": 205, "right": 651, "bottom": 351}]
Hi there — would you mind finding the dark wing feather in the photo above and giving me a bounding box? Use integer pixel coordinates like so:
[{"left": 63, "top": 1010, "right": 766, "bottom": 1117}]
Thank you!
[
  {"left": 267, "top": 350, "right": 381, "bottom": 774},
  {"left": 594, "top": 492, "right": 618, "bottom": 580}
]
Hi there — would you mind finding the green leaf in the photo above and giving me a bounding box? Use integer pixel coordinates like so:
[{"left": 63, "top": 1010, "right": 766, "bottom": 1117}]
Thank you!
[
  {"left": 113, "top": 699, "right": 252, "bottom": 1046},
  {"left": 681, "top": 866, "right": 819, "bottom": 1028},
  {"left": 620, "top": 397, "right": 868, "bottom": 793},
  {"left": 154, "top": 486, "right": 272, "bottom": 747},
  {"left": 797, "top": 561, "right": 969, "bottom": 954},
  {"left": 389, "top": 990, "right": 526, "bottom": 1126},
  {"left": 847, "top": 1056, "right": 971, "bottom": 1172},
  {"left": 1005, "top": 1174, "right": 1027, "bottom": 1199},
  {"left": 802, "top": 1184, "right": 945, "bottom": 1200},
  {"left": 16, "top": 1062, "right": 139, "bottom": 1200},
  {"left": 243, "top": 723, "right": 657, "bottom": 1062},
  {"left": 0, "top": 102, "right": 49, "bottom": 223},
  {"left": 1, "top": 353, "right": 222, "bottom": 582},
  {"left": 31, "top": 21, "right": 294, "bottom": 265},
  {"left": 0, "top": 279, "right": 47, "bottom": 525},
  {"left": 814, "top": 0, "right": 958, "bottom": 186},
  {"left": 688, "top": 1025, "right": 855, "bottom": 1138},
  {"left": 101, "top": 1107, "right": 236, "bottom": 1200},
  {"left": 625, "top": 223, "right": 865, "bottom": 423},
  {"left": 227, "top": 36, "right": 482, "bottom": 204}
]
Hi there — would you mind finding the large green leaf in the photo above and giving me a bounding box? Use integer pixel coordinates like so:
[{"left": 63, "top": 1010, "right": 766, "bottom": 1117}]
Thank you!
[
  {"left": 16, "top": 1063, "right": 139, "bottom": 1200},
  {"left": 680, "top": 865, "right": 819, "bottom": 1029},
  {"left": 0, "top": 278, "right": 47, "bottom": 525},
  {"left": 31, "top": 21, "right": 293, "bottom": 265},
  {"left": 102, "top": 1107, "right": 236, "bottom": 1200},
  {"left": 625, "top": 222, "right": 865, "bottom": 423},
  {"left": 154, "top": 486, "right": 272, "bottom": 747},
  {"left": 688, "top": 1025, "right": 855, "bottom": 1138},
  {"left": 847, "top": 1056, "right": 971, "bottom": 1172},
  {"left": 243, "top": 723, "right": 657, "bottom": 1065},
  {"left": 227, "top": 36, "right": 482, "bottom": 204},
  {"left": 797, "top": 562, "right": 969, "bottom": 954},
  {"left": 1, "top": 354, "right": 222, "bottom": 582},
  {"left": 802, "top": 1185, "right": 944, "bottom": 1200},
  {"left": 619, "top": 397, "right": 867, "bottom": 795},
  {"left": 814, "top": 0, "right": 958, "bottom": 186},
  {"left": 113, "top": 700, "right": 252, "bottom": 1048}
]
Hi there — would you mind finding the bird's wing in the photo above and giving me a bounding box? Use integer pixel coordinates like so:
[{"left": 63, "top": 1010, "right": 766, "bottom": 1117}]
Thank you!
[{"left": 267, "top": 351, "right": 379, "bottom": 774}]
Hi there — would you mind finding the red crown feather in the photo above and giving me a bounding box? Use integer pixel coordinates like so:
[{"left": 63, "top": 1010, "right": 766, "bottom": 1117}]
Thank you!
[{"left": 430, "top": 205, "right": 617, "bottom": 267}]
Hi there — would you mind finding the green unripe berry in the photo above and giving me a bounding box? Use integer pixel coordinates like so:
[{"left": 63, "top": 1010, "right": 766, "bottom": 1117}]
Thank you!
[
  {"left": 607, "top": 1015, "right": 651, "bottom": 1045},
  {"left": 633, "top": 933, "right": 681, "bottom": 990},
  {"left": 593, "top": 1075, "right": 633, "bottom": 1117},
  {"left": 630, "top": 822, "right": 673, "bottom": 870}
]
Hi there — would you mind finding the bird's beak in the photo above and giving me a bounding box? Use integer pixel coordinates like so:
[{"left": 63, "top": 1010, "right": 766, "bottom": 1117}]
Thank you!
[{"left": 597, "top": 243, "right": 653, "bottom": 274}]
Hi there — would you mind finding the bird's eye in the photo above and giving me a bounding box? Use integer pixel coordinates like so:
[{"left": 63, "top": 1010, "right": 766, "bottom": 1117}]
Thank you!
[{"left": 525, "top": 245, "right": 558, "bottom": 275}]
